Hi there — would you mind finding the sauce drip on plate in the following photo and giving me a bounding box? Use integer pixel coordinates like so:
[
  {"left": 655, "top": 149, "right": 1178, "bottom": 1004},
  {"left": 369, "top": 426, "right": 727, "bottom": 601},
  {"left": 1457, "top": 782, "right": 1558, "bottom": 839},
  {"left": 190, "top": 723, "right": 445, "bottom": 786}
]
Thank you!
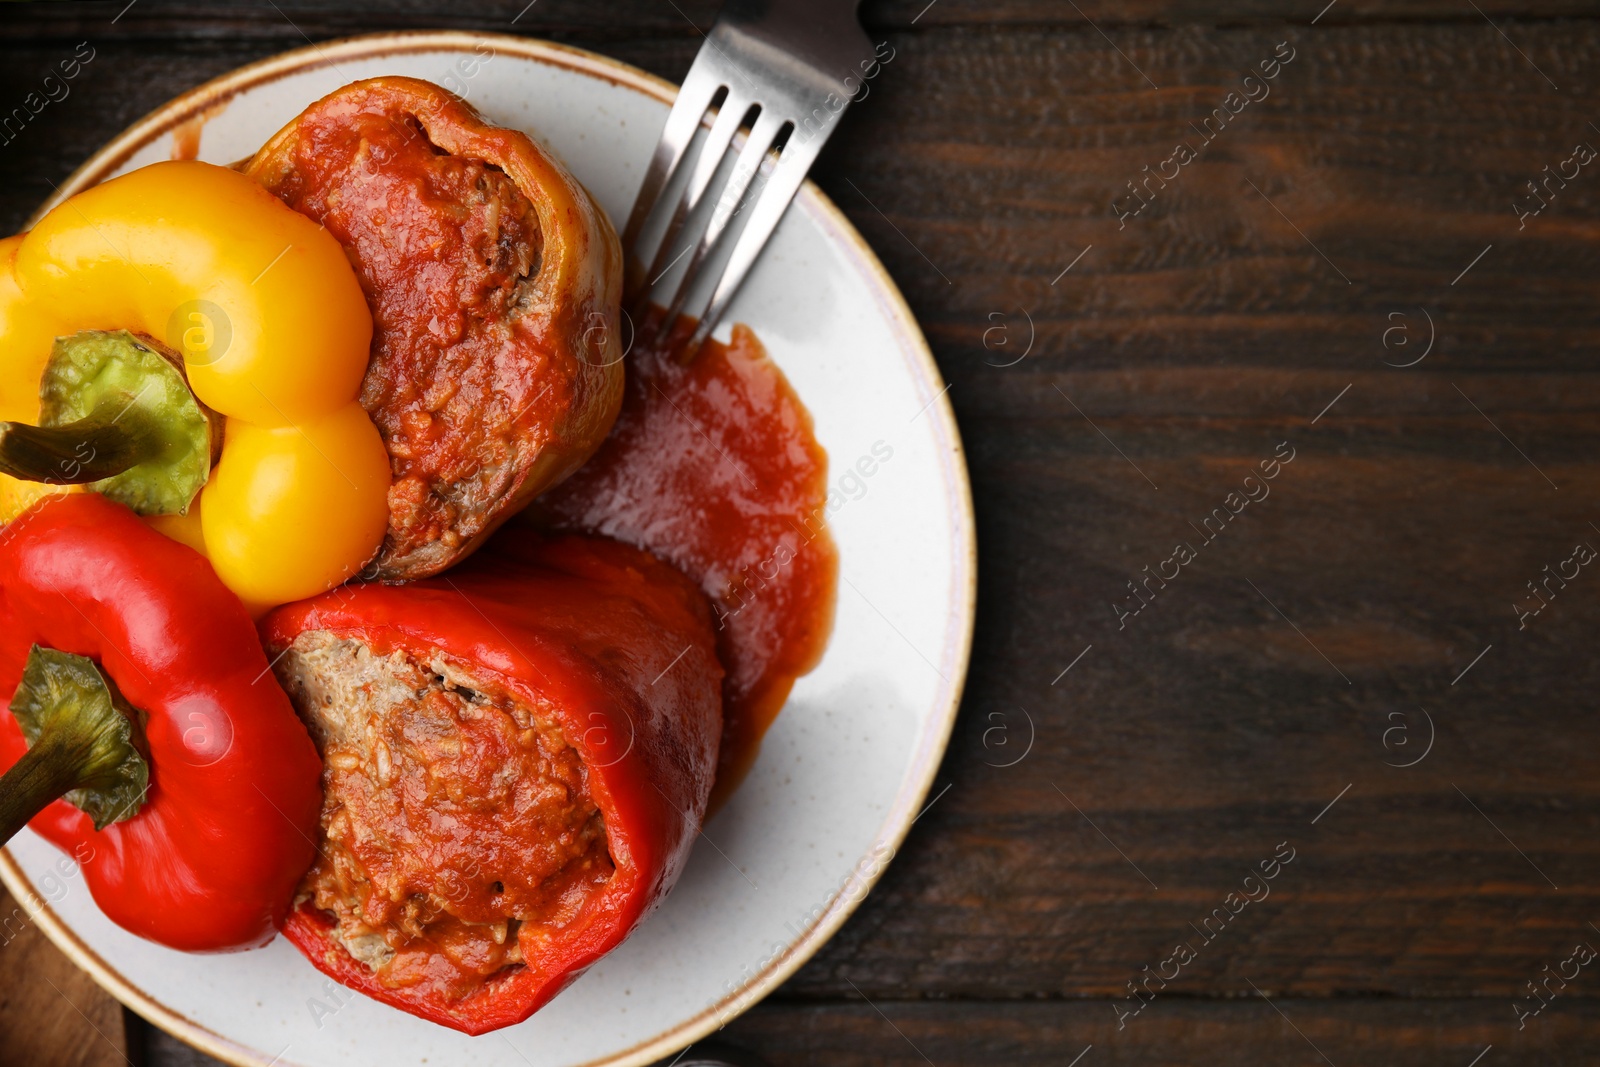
[{"left": 541, "top": 313, "right": 838, "bottom": 806}]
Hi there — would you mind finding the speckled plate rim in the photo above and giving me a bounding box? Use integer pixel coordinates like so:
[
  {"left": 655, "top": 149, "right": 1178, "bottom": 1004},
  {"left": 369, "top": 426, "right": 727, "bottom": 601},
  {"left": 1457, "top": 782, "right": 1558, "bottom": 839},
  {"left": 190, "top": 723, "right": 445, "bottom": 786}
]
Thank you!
[{"left": 0, "top": 29, "right": 976, "bottom": 1067}]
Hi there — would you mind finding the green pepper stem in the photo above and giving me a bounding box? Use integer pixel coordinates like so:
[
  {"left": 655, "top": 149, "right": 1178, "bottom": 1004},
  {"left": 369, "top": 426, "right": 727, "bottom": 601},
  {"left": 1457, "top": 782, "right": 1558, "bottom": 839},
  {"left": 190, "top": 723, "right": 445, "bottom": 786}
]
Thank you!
[
  {"left": 0, "top": 724, "right": 108, "bottom": 845},
  {"left": 0, "top": 647, "right": 150, "bottom": 846},
  {"left": 0, "top": 400, "right": 164, "bottom": 486}
]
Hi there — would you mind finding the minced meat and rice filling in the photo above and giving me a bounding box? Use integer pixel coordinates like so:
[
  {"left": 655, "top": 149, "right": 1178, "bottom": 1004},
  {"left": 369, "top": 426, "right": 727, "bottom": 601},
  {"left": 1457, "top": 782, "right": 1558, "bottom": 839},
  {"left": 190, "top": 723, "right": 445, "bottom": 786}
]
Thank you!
[{"left": 274, "top": 630, "right": 613, "bottom": 1000}]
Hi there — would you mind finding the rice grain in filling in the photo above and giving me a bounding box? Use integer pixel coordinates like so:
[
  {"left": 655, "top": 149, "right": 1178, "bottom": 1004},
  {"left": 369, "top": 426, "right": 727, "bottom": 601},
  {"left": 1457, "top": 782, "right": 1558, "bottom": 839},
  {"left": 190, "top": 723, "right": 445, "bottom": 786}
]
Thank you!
[{"left": 274, "top": 630, "right": 613, "bottom": 1001}]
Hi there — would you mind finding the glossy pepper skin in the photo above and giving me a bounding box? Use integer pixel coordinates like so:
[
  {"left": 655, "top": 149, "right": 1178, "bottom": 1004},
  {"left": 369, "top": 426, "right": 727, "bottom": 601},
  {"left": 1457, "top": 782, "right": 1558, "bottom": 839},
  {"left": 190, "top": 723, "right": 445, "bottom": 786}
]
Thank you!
[
  {"left": 0, "top": 494, "right": 323, "bottom": 951},
  {"left": 0, "top": 161, "right": 391, "bottom": 609},
  {"left": 262, "top": 534, "right": 723, "bottom": 1034}
]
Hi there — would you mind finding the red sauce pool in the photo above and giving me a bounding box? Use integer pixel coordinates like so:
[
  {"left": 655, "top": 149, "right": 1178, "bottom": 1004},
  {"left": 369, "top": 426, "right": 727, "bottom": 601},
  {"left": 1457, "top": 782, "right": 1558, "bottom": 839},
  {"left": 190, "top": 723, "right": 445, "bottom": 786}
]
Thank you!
[{"left": 538, "top": 312, "right": 838, "bottom": 807}]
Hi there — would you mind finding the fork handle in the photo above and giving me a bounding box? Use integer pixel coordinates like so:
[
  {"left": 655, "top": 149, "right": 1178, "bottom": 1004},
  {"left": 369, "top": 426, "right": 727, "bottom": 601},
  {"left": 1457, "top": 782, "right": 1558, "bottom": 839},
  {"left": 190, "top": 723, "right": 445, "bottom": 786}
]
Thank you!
[{"left": 714, "top": 0, "right": 875, "bottom": 88}]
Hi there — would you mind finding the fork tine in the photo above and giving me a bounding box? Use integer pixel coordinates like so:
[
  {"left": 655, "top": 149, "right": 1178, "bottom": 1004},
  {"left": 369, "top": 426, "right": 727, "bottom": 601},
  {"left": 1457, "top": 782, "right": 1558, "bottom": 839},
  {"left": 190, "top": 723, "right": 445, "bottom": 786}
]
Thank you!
[
  {"left": 655, "top": 109, "right": 790, "bottom": 341},
  {"left": 634, "top": 93, "right": 754, "bottom": 315},
  {"left": 621, "top": 65, "right": 726, "bottom": 297},
  {"left": 626, "top": 0, "right": 876, "bottom": 350},
  {"left": 683, "top": 122, "right": 827, "bottom": 354}
]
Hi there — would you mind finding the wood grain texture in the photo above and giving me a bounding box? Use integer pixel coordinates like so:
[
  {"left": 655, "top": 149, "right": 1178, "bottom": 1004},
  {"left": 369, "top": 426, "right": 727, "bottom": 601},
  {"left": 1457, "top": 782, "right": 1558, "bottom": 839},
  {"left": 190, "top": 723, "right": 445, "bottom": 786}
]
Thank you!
[
  {"left": 0, "top": 1, "right": 1597, "bottom": 37},
  {"left": 0, "top": 1, "right": 1596, "bottom": 1064},
  {"left": 0, "top": 887, "right": 130, "bottom": 1067},
  {"left": 788, "top": 18, "right": 1600, "bottom": 1008},
  {"left": 719, "top": 999, "right": 1600, "bottom": 1065}
]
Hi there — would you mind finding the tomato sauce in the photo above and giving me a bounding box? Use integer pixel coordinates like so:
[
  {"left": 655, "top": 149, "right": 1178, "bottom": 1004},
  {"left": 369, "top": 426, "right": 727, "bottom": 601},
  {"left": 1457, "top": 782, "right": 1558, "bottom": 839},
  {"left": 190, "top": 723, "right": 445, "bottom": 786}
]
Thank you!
[{"left": 540, "top": 312, "right": 838, "bottom": 806}]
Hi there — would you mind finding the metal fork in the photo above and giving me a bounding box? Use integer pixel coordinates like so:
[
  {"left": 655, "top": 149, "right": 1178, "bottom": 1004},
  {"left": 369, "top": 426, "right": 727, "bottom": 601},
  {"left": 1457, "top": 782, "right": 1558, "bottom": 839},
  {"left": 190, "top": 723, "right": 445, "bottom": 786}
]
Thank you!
[{"left": 621, "top": 0, "right": 876, "bottom": 354}]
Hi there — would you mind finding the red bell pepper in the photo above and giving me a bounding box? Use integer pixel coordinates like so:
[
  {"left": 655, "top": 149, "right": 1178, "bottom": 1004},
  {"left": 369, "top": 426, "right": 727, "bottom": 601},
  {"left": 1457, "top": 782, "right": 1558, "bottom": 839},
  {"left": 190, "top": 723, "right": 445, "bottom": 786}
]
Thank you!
[
  {"left": 0, "top": 494, "right": 323, "bottom": 951},
  {"left": 261, "top": 533, "right": 723, "bottom": 1034}
]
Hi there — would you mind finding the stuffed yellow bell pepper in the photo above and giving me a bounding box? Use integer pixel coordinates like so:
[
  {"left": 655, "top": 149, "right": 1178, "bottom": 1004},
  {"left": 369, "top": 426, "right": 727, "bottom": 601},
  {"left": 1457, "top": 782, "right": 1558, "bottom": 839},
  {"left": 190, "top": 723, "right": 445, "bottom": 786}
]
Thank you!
[{"left": 0, "top": 160, "right": 390, "bottom": 608}]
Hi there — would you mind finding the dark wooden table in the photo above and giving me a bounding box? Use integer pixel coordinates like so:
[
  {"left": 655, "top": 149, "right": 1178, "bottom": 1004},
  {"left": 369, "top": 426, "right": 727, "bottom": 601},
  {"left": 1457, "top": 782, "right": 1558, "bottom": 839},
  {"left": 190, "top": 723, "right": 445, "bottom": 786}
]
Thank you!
[{"left": 4, "top": 1, "right": 1600, "bottom": 1064}]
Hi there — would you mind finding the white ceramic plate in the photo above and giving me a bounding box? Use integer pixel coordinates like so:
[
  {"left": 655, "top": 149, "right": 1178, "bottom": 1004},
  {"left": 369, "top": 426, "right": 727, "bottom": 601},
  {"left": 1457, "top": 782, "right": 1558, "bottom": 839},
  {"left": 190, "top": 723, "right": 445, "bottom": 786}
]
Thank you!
[{"left": 1, "top": 31, "right": 974, "bottom": 1067}]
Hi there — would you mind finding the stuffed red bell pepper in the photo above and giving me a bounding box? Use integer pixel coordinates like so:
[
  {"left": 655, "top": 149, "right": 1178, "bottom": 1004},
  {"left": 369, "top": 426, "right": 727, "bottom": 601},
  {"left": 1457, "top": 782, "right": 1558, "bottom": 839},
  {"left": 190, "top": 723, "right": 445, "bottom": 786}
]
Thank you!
[
  {"left": 0, "top": 493, "right": 323, "bottom": 951},
  {"left": 261, "top": 532, "right": 723, "bottom": 1034}
]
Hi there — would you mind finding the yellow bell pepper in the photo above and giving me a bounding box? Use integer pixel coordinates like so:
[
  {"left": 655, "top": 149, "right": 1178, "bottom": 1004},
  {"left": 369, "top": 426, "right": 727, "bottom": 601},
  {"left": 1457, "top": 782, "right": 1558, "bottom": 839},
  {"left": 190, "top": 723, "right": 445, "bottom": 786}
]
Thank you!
[{"left": 0, "top": 160, "right": 390, "bottom": 608}]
